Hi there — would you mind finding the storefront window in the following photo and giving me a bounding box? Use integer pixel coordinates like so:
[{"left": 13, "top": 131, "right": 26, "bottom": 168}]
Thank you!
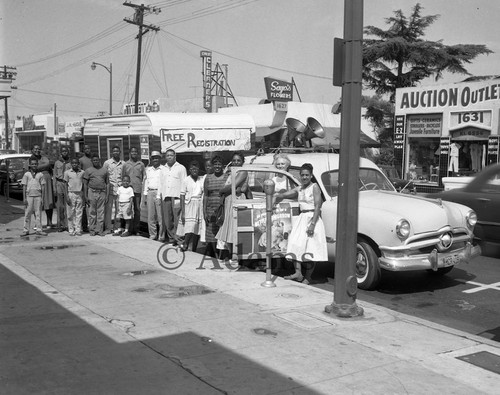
[{"left": 408, "top": 137, "right": 440, "bottom": 182}]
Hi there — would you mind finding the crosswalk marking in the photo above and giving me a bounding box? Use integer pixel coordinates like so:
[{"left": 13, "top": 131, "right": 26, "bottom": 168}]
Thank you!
[{"left": 456, "top": 279, "right": 500, "bottom": 294}]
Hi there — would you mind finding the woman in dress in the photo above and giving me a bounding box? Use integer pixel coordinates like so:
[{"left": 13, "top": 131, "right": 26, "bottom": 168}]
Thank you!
[
  {"left": 274, "top": 163, "right": 327, "bottom": 285},
  {"left": 203, "top": 156, "right": 229, "bottom": 258},
  {"left": 215, "top": 152, "right": 248, "bottom": 261},
  {"left": 30, "top": 144, "right": 55, "bottom": 229},
  {"left": 272, "top": 153, "right": 291, "bottom": 192},
  {"left": 180, "top": 161, "right": 204, "bottom": 252}
]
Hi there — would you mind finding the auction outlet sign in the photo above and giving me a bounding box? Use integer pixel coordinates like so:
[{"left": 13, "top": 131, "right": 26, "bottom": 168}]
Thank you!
[
  {"left": 264, "top": 77, "right": 293, "bottom": 102},
  {"left": 160, "top": 128, "right": 251, "bottom": 153}
]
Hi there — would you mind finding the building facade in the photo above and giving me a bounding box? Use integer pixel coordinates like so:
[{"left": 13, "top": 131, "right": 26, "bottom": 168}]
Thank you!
[{"left": 394, "top": 79, "right": 500, "bottom": 192}]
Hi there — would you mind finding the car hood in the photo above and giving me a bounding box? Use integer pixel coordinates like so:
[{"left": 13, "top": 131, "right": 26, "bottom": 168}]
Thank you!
[{"left": 359, "top": 190, "right": 470, "bottom": 232}]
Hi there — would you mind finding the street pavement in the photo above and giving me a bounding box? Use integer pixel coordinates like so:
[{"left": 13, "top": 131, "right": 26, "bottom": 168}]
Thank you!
[{"left": 1, "top": 198, "right": 499, "bottom": 394}]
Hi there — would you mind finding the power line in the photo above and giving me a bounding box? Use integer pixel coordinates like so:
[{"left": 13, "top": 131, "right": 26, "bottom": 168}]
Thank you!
[{"left": 161, "top": 29, "right": 331, "bottom": 80}]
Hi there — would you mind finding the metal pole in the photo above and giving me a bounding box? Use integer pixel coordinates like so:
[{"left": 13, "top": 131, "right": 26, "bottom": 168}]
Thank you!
[
  {"left": 109, "top": 63, "right": 113, "bottom": 115},
  {"left": 325, "top": 0, "right": 364, "bottom": 318},
  {"left": 261, "top": 179, "right": 276, "bottom": 287},
  {"left": 4, "top": 97, "right": 9, "bottom": 200}
]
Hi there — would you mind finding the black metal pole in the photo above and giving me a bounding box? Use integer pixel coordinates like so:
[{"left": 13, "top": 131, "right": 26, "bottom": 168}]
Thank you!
[{"left": 325, "top": 0, "right": 364, "bottom": 318}]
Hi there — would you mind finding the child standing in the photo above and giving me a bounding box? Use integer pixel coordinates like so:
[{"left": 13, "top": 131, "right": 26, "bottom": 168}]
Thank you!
[
  {"left": 114, "top": 175, "right": 134, "bottom": 237},
  {"left": 21, "top": 158, "right": 47, "bottom": 236},
  {"left": 64, "top": 158, "right": 85, "bottom": 236}
]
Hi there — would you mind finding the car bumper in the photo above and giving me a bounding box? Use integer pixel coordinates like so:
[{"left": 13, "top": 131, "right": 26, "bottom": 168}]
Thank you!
[{"left": 379, "top": 242, "right": 481, "bottom": 271}]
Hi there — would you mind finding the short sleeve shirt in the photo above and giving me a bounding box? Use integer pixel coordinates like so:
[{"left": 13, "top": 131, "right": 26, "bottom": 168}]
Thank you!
[
  {"left": 83, "top": 166, "right": 108, "bottom": 190},
  {"left": 21, "top": 171, "right": 45, "bottom": 197},
  {"left": 122, "top": 159, "right": 146, "bottom": 194},
  {"left": 64, "top": 168, "right": 84, "bottom": 192},
  {"left": 118, "top": 186, "right": 135, "bottom": 203}
]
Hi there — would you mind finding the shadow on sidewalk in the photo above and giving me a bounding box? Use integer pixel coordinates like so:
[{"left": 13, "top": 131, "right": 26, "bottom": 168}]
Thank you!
[{"left": 0, "top": 264, "right": 321, "bottom": 394}]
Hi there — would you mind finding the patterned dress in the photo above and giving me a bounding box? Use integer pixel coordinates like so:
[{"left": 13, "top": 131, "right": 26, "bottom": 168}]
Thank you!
[
  {"left": 204, "top": 172, "right": 228, "bottom": 242},
  {"left": 30, "top": 155, "right": 54, "bottom": 210}
]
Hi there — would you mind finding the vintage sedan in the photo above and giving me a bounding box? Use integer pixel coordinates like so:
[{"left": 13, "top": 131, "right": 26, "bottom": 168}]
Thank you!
[
  {"left": 431, "top": 163, "right": 500, "bottom": 254},
  {"left": 0, "top": 154, "right": 31, "bottom": 197},
  {"left": 226, "top": 152, "right": 481, "bottom": 290}
]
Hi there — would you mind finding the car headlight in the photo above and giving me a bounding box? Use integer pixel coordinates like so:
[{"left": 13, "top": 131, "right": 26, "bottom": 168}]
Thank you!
[
  {"left": 396, "top": 219, "right": 411, "bottom": 240},
  {"left": 466, "top": 210, "right": 477, "bottom": 229}
]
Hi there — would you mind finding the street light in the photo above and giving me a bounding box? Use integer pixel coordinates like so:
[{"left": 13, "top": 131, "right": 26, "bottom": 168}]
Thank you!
[{"left": 91, "top": 62, "right": 112, "bottom": 116}]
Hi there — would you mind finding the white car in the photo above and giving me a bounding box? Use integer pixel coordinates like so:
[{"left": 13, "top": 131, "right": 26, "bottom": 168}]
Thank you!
[{"left": 225, "top": 152, "right": 481, "bottom": 290}]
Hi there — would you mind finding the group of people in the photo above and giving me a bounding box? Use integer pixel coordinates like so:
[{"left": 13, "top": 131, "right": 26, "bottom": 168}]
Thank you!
[{"left": 21, "top": 146, "right": 327, "bottom": 285}]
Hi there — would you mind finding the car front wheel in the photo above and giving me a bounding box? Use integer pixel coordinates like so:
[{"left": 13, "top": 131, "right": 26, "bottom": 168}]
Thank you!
[{"left": 356, "top": 240, "right": 381, "bottom": 290}]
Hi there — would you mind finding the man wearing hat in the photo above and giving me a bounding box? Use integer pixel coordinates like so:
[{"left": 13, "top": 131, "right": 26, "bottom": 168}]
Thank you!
[{"left": 143, "top": 151, "right": 164, "bottom": 240}]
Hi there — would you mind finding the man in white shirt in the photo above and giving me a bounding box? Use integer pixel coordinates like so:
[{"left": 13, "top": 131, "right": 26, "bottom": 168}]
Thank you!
[
  {"left": 158, "top": 149, "right": 186, "bottom": 243},
  {"left": 143, "top": 151, "right": 164, "bottom": 240}
]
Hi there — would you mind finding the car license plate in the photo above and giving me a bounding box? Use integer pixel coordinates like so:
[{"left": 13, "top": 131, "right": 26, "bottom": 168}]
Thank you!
[{"left": 441, "top": 254, "right": 461, "bottom": 267}]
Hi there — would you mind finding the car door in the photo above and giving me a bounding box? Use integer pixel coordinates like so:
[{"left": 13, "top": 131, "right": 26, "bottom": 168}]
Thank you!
[
  {"left": 472, "top": 168, "right": 500, "bottom": 243},
  {"left": 231, "top": 167, "right": 300, "bottom": 260}
]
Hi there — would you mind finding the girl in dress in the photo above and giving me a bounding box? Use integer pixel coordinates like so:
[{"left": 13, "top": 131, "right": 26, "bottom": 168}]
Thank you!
[
  {"left": 215, "top": 152, "right": 248, "bottom": 262},
  {"left": 180, "top": 161, "right": 204, "bottom": 252},
  {"left": 274, "top": 163, "right": 327, "bottom": 285},
  {"left": 30, "top": 144, "right": 55, "bottom": 229},
  {"left": 203, "top": 156, "right": 228, "bottom": 258}
]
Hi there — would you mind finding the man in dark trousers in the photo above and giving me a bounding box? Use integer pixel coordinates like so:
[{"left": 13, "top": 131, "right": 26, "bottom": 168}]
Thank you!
[
  {"left": 83, "top": 155, "right": 109, "bottom": 236},
  {"left": 53, "top": 146, "right": 72, "bottom": 232},
  {"left": 122, "top": 147, "right": 146, "bottom": 235},
  {"left": 79, "top": 144, "right": 93, "bottom": 232}
]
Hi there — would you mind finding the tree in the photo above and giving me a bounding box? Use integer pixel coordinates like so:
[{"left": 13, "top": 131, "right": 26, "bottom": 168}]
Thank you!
[{"left": 362, "top": 3, "right": 492, "bottom": 102}]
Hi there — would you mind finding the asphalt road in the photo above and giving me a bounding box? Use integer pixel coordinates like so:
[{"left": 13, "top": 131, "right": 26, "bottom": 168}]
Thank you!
[{"left": 312, "top": 253, "right": 500, "bottom": 344}]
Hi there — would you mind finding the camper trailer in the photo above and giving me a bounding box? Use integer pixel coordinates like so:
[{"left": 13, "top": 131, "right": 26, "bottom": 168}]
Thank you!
[{"left": 83, "top": 112, "right": 256, "bottom": 165}]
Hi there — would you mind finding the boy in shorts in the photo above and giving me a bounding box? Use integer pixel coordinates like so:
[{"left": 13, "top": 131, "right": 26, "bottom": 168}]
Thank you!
[
  {"left": 21, "top": 158, "right": 47, "bottom": 236},
  {"left": 114, "top": 175, "right": 134, "bottom": 237}
]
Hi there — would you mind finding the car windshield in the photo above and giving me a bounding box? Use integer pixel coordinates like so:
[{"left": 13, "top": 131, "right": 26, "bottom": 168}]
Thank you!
[
  {"left": 321, "top": 168, "right": 395, "bottom": 197},
  {"left": 1, "top": 158, "right": 27, "bottom": 171}
]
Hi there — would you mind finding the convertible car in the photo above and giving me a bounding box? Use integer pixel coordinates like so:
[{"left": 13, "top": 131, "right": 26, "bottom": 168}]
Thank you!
[{"left": 224, "top": 152, "right": 481, "bottom": 290}]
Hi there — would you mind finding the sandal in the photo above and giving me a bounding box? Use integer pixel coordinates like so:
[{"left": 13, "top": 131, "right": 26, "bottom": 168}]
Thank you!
[
  {"left": 301, "top": 279, "right": 310, "bottom": 285},
  {"left": 284, "top": 273, "right": 304, "bottom": 282}
]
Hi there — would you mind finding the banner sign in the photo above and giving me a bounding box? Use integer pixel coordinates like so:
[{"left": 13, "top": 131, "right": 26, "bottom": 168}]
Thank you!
[
  {"left": 407, "top": 114, "right": 442, "bottom": 137},
  {"left": 252, "top": 203, "right": 293, "bottom": 253},
  {"left": 160, "top": 128, "right": 251, "bottom": 153},
  {"left": 140, "top": 135, "right": 150, "bottom": 160},
  {"left": 264, "top": 77, "right": 293, "bottom": 102}
]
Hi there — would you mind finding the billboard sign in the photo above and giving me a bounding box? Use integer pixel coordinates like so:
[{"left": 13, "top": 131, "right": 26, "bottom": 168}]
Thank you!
[{"left": 264, "top": 77, "right": 293, "bottom": 102}]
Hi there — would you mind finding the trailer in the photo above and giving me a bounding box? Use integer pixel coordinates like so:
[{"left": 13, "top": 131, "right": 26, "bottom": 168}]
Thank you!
[{"left": 83, "top": 112, "right": 256, "bottom": 165}]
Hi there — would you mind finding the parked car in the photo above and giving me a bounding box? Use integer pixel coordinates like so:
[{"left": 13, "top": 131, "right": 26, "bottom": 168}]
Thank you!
[
  {"left": 230, "top": 151, "right": 480, "bottom": 290},
  {"left": 378, "top": 164, "right": 416, "bottom": 194},
  {"left": 0, "top": 154, "right": 31, "bottom": 197},
  {"left": 0, "top": 149, "right": 17, "bottom": 155},
  {"left": 431, "top": 164, "right": 500, "bottom": 253}
]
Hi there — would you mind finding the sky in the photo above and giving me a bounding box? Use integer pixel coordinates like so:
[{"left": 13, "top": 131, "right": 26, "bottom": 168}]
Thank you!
[{"left": 2, "top": 0, "right": 500, "bottom": 119}]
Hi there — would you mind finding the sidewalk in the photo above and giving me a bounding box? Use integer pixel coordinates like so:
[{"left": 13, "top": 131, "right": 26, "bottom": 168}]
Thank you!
[{"left": 1, "top": 198, "right": 499, "bottom": 394}]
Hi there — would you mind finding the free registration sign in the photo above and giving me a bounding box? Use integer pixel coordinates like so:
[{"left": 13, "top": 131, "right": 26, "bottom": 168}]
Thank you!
[{"left": 159, "top": 128, "right": 251, "bottom": 153}]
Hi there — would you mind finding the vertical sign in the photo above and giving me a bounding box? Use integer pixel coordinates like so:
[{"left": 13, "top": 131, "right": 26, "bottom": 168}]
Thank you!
[
  {"left": 487, "top": 136, "right": 499, "bottom": 165},
  {"left": 439, "top": 137, "right": 450, "bottom": 185},
  {"left": 140, "top": 135, "right": 149, "bottom": 160},
  {"left": 200, "top": 51, "right": 212, "bottom": 112},
  {"left": 393, "top": 115, "right": 406, "bottom": 178}
]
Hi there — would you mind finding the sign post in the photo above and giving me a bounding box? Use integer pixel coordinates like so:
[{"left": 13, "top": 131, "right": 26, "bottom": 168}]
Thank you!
[{"left": 261, "top": 179, "right": 276, "bottom": 288}]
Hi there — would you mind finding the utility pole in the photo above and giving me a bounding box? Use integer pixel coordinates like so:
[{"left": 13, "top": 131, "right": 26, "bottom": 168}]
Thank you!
[
  {"left": 1, "top": 65, "right": 16, "bottom": 201},
  {"left": 325, "top": 0, "right": 364, "bottom": 318},
  {"left": 123, "top": 2, "right": 161, "bottom": 114}
]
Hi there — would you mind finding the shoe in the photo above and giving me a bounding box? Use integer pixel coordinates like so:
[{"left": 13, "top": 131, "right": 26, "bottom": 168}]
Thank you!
[
  {"left": 57, "top": 227, "right": 65, "bottom": 233},
  {"left": 112, "top": 231, "right": 122, "bottom": 237},
  {"left": 20, "top": 231, "right": 29, "bottom": 237},
  {"left": 69, "top": 232, "right": 75, "bottom": 236},
  {"left": 46, "top": 225, "right": 52, "bottom": 230},
  {"left": 158, "top": 238, "right": 166, "bottom": 243},
  {"left": 120, "top": 231, "right": 130, "bottom": 237},
  {"left": 90, "top": 232, "right": 96, "bottom": 236},
  {"left": 179, "top": 244, "right": 188, "bottom": 252},
  {"left": 75, "top": 232, "right": 83, "bottom": 236},
  {"left": 35, "top": 231, "right": 48, "bottom": 236},
  {"left": 149, "top": 236, "right": 157, "bottom": 240},
  {"left": 301, "top": 279, "right": 310, "bottom": 285},
  {"left": 98, "top": 232, "right": 106, "bottom": 237},
  {"left": 284, "top": 273, "right": 304, "bottom": 282}
]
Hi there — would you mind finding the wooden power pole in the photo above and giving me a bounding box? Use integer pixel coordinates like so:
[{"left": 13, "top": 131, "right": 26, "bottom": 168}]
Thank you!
[{"left": 123, "top": 2, "right": 161, "bottom": 114}]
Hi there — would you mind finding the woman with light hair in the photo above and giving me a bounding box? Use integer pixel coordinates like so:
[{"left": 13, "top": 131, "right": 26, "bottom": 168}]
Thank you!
[{"left": 272, "top": 153, "right": 291, "bottom": 193}]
